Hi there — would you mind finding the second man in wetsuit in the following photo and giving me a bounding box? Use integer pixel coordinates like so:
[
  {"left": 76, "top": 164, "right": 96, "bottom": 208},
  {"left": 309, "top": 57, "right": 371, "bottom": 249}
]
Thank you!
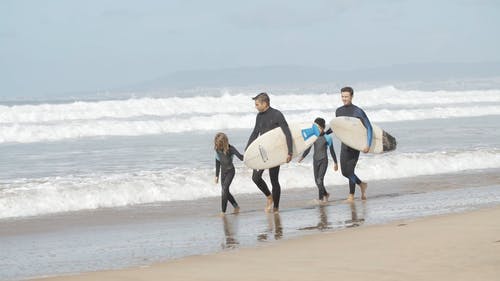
[{"left": 336, "top": 86, "right": 372, "bottom": 202}]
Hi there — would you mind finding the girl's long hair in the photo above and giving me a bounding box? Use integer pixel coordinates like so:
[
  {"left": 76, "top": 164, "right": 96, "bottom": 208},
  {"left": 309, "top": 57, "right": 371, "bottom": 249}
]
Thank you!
[{"left": 214, "top": 132, "right": 229, "bottom": 154}]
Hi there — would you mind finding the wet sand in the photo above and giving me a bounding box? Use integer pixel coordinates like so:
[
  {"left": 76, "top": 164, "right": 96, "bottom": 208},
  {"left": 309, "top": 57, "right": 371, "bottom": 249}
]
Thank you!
[{"left": 37, "top": 205, "right": 500, "bottom": 281}]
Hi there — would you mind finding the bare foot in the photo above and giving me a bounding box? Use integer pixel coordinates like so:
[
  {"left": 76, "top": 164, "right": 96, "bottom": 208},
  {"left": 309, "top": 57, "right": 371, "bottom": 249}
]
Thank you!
[
  {"left": 323, "top": 192, "right": 330, "bottom": 202},
  {"left": 233, "top": 206, "right": 240, "bottom": 214},
  {"left": 265, "top": 195, "right": 273, "bottom": 213},
  {"left": 359, "top": 182, "right": 368, "bottom": 200},
  {"left": 273, "top": 207, "right": 279, "bottom": 213},
  {"left": 344, "top": 194, "right": 354, "bottom": 203},
  {"left": 219, "top": 212, "right": 226, "bottom": 217}
]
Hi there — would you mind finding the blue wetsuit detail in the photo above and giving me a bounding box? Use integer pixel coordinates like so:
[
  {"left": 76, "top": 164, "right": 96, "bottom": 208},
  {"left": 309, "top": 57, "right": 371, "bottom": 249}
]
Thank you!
[{"left": 324, "top": 133, "right": 333, "bottom": 147}]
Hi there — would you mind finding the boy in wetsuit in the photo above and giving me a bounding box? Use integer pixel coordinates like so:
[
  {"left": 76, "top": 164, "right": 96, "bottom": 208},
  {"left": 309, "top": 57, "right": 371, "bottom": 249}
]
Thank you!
[
  {"left": 298, "top": 118, "right": 338, "bottom": 203},
  {"left": 214, "top": 132, "right": 244, "bottom": 216}
]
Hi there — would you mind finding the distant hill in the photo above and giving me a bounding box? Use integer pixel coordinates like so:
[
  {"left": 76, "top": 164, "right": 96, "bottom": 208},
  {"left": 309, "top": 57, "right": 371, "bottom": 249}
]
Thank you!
[
  {"left": 7, "top": 62, "right": 499, "bottom": 102},
  {"left": 123, "top": 62, "right": 500, "bottom": 92}
]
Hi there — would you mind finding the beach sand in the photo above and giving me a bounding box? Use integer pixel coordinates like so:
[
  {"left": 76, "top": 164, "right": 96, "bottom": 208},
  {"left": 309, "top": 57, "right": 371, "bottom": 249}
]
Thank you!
[{"left": 37, "top": 205, "right": 500, "bottom": 281}]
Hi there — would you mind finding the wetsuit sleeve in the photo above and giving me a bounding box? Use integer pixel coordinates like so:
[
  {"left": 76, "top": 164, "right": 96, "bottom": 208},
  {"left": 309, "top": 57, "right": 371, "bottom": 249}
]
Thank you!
[
  {"left": 325, "top": 134, "right": 338, "bottom": 164},
  {"left": 357, "top": 108, "right": 373, "bottom": 147},
  {"left": 215, "top": 159, "right": 221, "bottom": 177},
  {"left": 230, "top": 145, "right": 244, "bottom": 161},
  {"left": 246, "top": 115, "right": 260, "bottom": 150},
  {"left": 301, "top": 146, "right": 311, "bottom": 159},
  {"left": 353, "top": 107, "right": 373, "bottom": 147},
  {"left": 277, "top": 111, "right": 293, "bottom": 155},
  {"left": 329, "top": 145, "right": 337, "bottom": 164}
]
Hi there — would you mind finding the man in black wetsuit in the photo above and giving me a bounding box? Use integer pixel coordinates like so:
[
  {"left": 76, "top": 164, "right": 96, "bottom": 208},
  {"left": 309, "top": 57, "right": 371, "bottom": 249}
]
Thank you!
[
  {"left": 246, "top": 92, "right": 293, "bottom": 213},
  {"left": 336, "top": 87, "right": 372, "bottom": 202}
]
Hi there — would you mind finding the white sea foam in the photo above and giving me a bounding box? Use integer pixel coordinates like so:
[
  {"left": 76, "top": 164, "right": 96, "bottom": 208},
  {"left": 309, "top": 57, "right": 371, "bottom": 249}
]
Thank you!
[
  {"left": 1, "top": 148, "right": 499, "bottom": 219},
  {"left": 0, "top": 105, "right": 498, "bottom": 144},
  {"left": 1, "top": 86, "right": 499, "bottom": 124},
  {"left": 1, "top": 86, "right": 499, "bottom": 143}
]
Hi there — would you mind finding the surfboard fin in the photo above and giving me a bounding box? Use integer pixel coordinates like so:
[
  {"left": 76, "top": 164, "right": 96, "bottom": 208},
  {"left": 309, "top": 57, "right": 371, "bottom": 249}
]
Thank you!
[
  {"left": 382, "top": 131, "right": 397, "bottom": 152},
  {"left": 301, "top": 124, "right": 321, "bottom": 141}
]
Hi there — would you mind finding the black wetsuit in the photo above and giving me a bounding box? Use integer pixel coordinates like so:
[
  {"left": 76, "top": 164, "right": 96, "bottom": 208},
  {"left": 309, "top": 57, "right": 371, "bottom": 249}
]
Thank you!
[
  {"left": 246, "top": 107, "right": 292, "bottom": 209},
  {"left": 215, "top": 145, "right": 243, "bottom": 213},
  {"left": 301, "top": 133, "right": 338, "bottom": 200},
  {"left": 335, "top": 104, "right": 373, "bottom": 194}
]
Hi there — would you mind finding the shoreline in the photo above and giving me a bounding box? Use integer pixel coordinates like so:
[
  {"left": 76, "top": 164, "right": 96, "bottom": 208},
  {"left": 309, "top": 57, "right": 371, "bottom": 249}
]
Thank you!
[
  {"left": 37, "top": 205, "right": 500, "bottom": 281},
  {"left": 3, "top": 167, "right": 500, "bottom": 233},
  {"left": 1, "top": 169, "right": 499, "bottom": 280}
]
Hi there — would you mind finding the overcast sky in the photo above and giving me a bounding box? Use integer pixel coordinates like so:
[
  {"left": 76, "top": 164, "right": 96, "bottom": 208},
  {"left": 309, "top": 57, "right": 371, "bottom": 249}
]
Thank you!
[{"left": 1, "top": 0, "right": 499, "bottom": 97}]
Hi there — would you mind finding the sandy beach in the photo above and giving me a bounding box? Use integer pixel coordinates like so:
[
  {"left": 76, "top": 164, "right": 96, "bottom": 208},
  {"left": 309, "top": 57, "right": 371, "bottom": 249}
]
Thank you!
[{"left": 36, "top": 205, "right": 500, "bottom": 281}]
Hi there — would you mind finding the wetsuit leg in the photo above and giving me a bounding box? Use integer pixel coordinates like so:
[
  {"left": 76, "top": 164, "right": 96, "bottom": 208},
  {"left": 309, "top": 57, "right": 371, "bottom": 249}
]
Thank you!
[
  {"left": 269, "top": 166, "right": 281, "bottom": 209},
  {"left": 252, "top": 169, "right": 271, "bottom": 197},
  {"left": 340, "top": 145, "right": 361, "bottom": 194},
  {"left": 314, "top": 159, "right": 328, "bottom": 200},
  {"left": 227, "top": 192, "right": 238, "bottom": 208},
  {"left": 221, "top": 168, "right": 237, "bottom": 212},
  {"left": 225, "top": 168, "right": 238, "bottom": 208}
]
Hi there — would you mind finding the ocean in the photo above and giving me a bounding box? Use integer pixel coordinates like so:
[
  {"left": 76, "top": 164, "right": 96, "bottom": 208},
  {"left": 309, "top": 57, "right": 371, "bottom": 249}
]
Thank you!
[{"left": 1, "top": 84, "right": 500, "bottom": 280}]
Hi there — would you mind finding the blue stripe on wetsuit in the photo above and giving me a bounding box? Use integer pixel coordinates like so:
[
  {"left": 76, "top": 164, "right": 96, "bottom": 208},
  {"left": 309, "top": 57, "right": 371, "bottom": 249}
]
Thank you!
[
  {"left": 353, "top": 107, "right": 373, "bottom": 148},
  {"left": 324, "top": 133, "right": 333, "bottom": 147}
]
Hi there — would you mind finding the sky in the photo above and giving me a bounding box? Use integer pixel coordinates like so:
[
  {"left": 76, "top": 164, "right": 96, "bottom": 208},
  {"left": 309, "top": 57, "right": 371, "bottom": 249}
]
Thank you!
[{"left": 1, "top": 0, "right": 499, "bottom": 98}]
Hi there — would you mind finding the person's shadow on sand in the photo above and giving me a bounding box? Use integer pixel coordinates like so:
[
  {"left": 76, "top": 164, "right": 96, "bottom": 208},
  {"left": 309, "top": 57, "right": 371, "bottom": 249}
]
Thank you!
[
  {"left": 257, "top": 213, "right": 283, "bottom": 241},
  {"left": 221, "top": 215, "right": 239, "bottom": 249}
]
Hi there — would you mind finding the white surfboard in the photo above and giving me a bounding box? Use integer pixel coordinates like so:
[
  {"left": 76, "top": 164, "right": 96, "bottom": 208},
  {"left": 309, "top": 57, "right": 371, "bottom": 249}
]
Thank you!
[
  {"left": 244, "top": 123, "right": 320, "bottom": 170},
  {"left": 330, "top": 116, "right": 397, "bottom": 154}
]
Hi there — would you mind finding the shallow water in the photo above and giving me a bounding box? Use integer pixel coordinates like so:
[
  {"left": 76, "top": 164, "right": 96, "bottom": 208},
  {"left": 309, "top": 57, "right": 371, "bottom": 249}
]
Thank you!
[{"left": 1, "top": 170, "right": 499, "bottom": 280}]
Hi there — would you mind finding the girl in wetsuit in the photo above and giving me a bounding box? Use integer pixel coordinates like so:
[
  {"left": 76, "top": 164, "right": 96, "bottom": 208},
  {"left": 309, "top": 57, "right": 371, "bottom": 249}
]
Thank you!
[{"left": 214, "top": 132, "right": 244, "bottom": 216}]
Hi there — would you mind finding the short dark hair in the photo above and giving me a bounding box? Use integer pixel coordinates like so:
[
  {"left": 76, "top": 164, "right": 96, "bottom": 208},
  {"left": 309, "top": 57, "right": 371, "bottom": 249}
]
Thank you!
[
  {"left": 252, "top": 92, "right": 270, "bottom": 105},
  {"left": 314, "top": 117, "right": 325, "bottom": 129},
  {"left": 340, "top": 86, "right": 354, "bottom": 96}
]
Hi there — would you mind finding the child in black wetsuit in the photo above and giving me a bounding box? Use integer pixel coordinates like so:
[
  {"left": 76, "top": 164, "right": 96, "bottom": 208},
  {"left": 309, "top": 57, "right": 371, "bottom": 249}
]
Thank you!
[
  {"left": 214, "top": 132, "right": 244, "bottom": 216},
  {"left": 298, "top": 118, "right": 338, "bottom": 203}
]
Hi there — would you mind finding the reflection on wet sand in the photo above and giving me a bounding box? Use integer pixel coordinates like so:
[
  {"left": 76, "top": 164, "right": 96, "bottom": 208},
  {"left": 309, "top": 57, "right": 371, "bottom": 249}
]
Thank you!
[
  {"left": 299, "top": 202, "right": 366, "bottom": 231},
  {"left": 257, "top": 213, "right": 283, "bottom": 241},
  {"left": 344, "top": 202, "right": 365, "bottom": 228},
  {"left": 298, "top": 205, "right": 332, "bottom": 231},
  {"left": 221, "top": 216, "right": 239, "bottom": 249},
  {"left": 221, "top": 202, "right": 367, "bottom": 249}
]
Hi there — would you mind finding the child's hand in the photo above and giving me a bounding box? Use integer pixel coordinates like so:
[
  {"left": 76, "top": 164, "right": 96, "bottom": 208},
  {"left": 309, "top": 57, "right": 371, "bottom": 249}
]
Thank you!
[
  {"left": 214, "top": 177, "right": 219, "bottom": 184},
  {"left": 333, "top": 163, "right": 338, "bottom": 171}
]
